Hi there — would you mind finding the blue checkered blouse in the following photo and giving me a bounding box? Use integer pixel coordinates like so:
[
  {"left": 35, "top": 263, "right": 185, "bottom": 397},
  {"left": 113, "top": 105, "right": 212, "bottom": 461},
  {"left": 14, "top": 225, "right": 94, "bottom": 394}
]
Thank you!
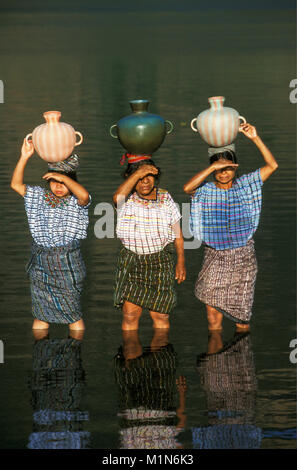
[
  {"left": 24, "top": 185, "right": 91, "bottom": 248},
  {"left": 190, "top": 169, "right": 263, "bottom": 250}
]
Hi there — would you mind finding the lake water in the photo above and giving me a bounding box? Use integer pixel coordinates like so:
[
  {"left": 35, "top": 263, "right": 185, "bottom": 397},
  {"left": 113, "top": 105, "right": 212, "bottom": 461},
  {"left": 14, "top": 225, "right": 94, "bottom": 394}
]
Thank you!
[{"left": 0, "top": 7, "right": 296, "bottom": 450}]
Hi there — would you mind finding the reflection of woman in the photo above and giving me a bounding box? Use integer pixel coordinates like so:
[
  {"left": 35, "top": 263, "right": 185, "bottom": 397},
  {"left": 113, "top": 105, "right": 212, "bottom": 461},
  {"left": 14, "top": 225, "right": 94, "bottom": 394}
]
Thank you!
[
  {"left": 184, "top": 124, "right": 278, "bottom": 330},
  {"left": 192, "top": 331, "right": 262, "bottom": 449},
  {"left": 113, "top": 156, "right": 186, "bottom": 330},
  {"left": 11, "top": 139, "right": 90, "bottom": 331},
  {"left": 28, "top": 331, "right": 90, "bottom": 449},
  {"left": 114, "top": 330, "right": 186, "bottom": 449}
]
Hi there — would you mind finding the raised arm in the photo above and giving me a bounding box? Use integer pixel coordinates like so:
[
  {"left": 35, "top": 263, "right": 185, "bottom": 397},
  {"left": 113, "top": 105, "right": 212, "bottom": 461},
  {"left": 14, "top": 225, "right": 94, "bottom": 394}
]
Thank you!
[
  {"left": 173, "top": 222, "right": 186, "bottom": 284},
  {"left": 183, "top": 160, "right": 238, "bottom": 195},
  {"left": 113, "top": 164, "right": 158, "bottom": 206},
  {"left": 239, "top": 123, "right": 278, "bottom": 182},
  {"left": 11, "top": 138, "right": 35, "bottom": 196},
  {"left": 42, "top": 172, "right": 90, "bottom": 206}
]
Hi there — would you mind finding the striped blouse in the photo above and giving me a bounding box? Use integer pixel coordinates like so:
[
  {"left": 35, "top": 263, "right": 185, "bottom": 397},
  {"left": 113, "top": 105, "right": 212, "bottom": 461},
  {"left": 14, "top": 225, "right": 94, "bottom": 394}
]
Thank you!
[
  {"left": 24, "top": 185, "right": 91, "bottom": 248},
  {"left": 116, "top": 188, "right": 181, "bottom": 255},
  {"left": 190, "top": 169, "right": 263, "bottom": 250}
]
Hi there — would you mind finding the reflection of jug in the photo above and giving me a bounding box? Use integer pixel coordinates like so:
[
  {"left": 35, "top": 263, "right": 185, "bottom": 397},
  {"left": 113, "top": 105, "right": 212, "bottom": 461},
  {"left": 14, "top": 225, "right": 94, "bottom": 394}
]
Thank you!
[
  {"left": 25, "top": 111, "right": 83, "bottom": 162},
  {"left": 191, "top": 96, "right": 246, "bottom": 147},
  {"left": 110, "top": 100, "right": 173, "bottom": 155}
]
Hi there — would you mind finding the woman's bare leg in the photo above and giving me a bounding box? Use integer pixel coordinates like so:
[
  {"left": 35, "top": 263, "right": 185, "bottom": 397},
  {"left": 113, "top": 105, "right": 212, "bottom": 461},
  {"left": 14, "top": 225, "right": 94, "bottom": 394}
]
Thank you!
[
  {"left": 32, "top": 329, "right": 49, "bottom": 341},
  {"left": 150, "top": 328, "right": 169, "bottom": 349},
  {"left": 236, "top": 323, "right": 250, "bottom": 331},
  {"left": 206, "top": 305, "right": 223, "bottom": 331},
  {"left": 149, "top": 311, "right": 170, "bottom": 329},
  {"left": 69, "top": 330, "right": 85, "bottom": 340},
  {"left": 69, "top": 319, "right": 85, "bottom": 331},
  {"left": 122, "top": 300, "right": 142, "bottom": 330},
  {"left": 32, "top": 319, "right": 49, "bottom": 330},
  {"left": 207, "top": 330, "right": 223, "bottom": 354},
  {"left": 122, "top": 330, "right": 142, "bottom": 360}
]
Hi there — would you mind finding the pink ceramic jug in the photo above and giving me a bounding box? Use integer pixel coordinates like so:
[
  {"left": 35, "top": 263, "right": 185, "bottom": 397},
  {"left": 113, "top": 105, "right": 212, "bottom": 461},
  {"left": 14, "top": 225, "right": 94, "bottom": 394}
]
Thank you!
[
  {"left": 191, "top": 96, "right": 246, "bottom": 147},
  {"left": 25, "top": 111, "right": 83, "bottom": 162}
]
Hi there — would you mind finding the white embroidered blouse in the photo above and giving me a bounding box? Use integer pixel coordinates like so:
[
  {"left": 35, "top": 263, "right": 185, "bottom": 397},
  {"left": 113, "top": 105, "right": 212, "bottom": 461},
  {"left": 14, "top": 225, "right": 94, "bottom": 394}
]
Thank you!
[{"left": 116, "top": 188, "right": 181, "bottom": 255}]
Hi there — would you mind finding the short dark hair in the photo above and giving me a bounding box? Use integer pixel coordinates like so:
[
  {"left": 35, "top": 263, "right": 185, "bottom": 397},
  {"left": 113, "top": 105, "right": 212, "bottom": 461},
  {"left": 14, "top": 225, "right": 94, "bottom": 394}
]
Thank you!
[
  {"left": 209, "top": 150, "right": 238, "bottom": 165},
  {"left": 123, "top": 159, "right": 161, "bottom": 184}
]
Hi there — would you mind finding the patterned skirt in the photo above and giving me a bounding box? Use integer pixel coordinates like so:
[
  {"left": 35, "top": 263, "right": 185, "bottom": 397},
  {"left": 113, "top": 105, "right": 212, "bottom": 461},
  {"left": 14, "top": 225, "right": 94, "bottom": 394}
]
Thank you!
[
  {"left": 195, "top": 239, "right": 257, "bottom": 324},
  {"left": 114, "top": 244, "right": 176, "bottom": 314},
  {"left": 26, "top": 241, "right": 86, "bottom": 324}
]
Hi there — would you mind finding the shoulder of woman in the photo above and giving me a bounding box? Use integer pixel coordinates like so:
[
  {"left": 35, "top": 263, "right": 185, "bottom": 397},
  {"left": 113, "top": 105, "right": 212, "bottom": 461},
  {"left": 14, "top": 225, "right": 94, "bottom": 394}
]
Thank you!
[
  {"left": 158, "top": 188, "right": 175, "bottom": 203},
  {"left": 24, "top": 185, "right": 45, "bottom": 198},
  {"left": 235, "top": 169, "right": 262, "bottom": 188},
  {"left": 115, "top": 192, "right": 134, "bottom": 210},
  {"left": 191, "top": 181, "right": 212, "bottom": 198},
  {"left": 158, "top": 188, "right": 168, "bottom": 196}
]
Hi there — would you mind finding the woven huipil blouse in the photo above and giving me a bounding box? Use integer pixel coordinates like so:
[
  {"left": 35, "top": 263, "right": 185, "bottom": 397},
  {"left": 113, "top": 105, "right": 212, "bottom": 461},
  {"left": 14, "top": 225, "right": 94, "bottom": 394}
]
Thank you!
[
  {"left": 116, "top": 188, "right": 181, "bottom": 255},
  {"left": 190, "top": 170, "right": 263, "bottom": 250},
  {"left": 24, "top": 185, "right": 91, "bottom": 248}
]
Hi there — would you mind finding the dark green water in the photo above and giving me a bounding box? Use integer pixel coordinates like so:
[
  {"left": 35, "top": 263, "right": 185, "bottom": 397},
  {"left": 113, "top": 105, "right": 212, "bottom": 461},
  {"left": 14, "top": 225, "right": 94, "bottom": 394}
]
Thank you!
[{"left": 0, "top": 8, "right": 296, "bottom": 449}]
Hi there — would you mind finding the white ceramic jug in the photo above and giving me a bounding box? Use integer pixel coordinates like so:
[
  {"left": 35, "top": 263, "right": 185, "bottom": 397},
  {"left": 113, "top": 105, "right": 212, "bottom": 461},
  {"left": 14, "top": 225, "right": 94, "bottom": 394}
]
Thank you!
[
  {"left": 191, "top": 96, "right": 246, "bottom": 147},
  {"left": 25, "top": 111, "right": 83, "bottom": 162}
]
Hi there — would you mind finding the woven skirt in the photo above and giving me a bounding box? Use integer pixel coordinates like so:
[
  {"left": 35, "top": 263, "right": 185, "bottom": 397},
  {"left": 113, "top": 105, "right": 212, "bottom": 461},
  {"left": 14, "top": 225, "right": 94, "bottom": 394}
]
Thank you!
[
  {"left": 114, "top": 244, "right": 176, "bottom": 314},
  {"left": 26, "top": 241, "right": 86, "bottom": 324},
  {"left": 195, "top": 239, "right": 257, "bottom": 324}
]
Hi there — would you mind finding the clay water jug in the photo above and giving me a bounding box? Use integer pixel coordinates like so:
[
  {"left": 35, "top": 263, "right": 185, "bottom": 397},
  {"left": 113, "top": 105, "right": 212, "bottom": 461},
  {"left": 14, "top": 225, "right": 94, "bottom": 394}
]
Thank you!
[
  {"left": 110, "top": 100, "right": 173, "bottom": 155},
  {"left": 191, "top": 96, "right": 246, "bottom": 147},
  {"left": 25, "top": 111, "right": 83, "bottom": 162}
]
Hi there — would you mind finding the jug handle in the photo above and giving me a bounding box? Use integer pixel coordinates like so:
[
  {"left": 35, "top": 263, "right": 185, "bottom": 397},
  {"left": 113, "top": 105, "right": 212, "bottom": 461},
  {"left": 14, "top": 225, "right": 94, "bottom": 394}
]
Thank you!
[
  {"left": 110, "top": 124, "right": 118, "bottom": 139},
  {"left": 25, "top": 133, "right": 33, "bottom": 144},
  {"left": 191, "top": 118, "right": 198, "bottom": 132},
  {"left": 165, "top": 120, "right": 174, "bottom": 135},
  {"left": 74, "top": 131, "right": 83, "bottom": 146},
  {"left": 238, "top": 116, "right": 246, "bottom": 126}
]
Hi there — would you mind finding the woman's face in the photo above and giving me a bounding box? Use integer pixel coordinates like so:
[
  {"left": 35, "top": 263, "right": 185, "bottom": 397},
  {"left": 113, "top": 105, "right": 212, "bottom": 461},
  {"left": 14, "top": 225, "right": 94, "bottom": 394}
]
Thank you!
[
  {"left": 49, "top": 180, "right": 70, "bottom": 198},
  {"left": 214, "top": 159, "right": 237, "bottom": 186},
  {"left": 135, "top": 174, "right": 156, "bottom": 198}
]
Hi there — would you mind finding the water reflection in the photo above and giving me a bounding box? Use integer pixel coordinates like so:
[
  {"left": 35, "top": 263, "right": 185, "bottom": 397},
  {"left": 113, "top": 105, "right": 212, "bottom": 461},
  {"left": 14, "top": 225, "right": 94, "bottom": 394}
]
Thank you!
[
  {"left": 114, "top": 330, "right": 186, "bottom": 449},
  {"left": 27, "top": 330, "right": 90, "bottom": 449},
  {"left": 192, "top": 331, "right": 262, "bottom": 449}
]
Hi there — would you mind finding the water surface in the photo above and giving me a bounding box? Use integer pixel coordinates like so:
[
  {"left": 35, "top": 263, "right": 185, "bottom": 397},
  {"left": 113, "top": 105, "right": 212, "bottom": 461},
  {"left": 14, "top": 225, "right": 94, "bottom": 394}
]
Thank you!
[{"left": 0, "top": 8, "right": 295, "bottom": 449}]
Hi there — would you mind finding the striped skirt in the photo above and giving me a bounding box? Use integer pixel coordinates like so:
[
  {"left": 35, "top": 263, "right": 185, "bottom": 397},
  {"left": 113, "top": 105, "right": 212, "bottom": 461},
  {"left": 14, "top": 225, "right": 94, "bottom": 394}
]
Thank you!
[
  {"left": 26, "top": 241, "right": 86, "bottom": 324},
  {"left": 195, "top": 239, "right": 257, "bottom": 324},
  {"left": 114, "top": 244, "right": 176, "bottom": 314}
]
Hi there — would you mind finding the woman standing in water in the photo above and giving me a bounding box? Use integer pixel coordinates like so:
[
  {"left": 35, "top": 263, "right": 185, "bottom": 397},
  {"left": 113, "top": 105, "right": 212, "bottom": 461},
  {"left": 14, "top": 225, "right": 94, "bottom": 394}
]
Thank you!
[
  {"left": 11, "top": 139, "right": 91, "bottom": 331},
  {"left": 113, "top": 155, "right": 186, "bottom": 331},
  {"left": 183, "top": 123, "right": 278, "bottom": 331}
]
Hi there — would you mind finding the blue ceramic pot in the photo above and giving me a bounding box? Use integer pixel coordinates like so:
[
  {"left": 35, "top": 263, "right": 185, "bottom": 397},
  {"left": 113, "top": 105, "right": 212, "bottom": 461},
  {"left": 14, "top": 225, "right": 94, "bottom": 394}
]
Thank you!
[{"left": 110, "top": 100, "right": 173, "bottom": 155}]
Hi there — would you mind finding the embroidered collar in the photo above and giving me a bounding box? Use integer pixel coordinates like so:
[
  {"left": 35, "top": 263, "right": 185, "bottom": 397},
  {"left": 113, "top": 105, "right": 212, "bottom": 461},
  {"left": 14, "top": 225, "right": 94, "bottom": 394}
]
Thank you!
[
  {"left": 132, "top": 188, "right": 168, "bottom": 206},
  {"left": 44, "top": 191, "right": 70, "bottom": 208}
]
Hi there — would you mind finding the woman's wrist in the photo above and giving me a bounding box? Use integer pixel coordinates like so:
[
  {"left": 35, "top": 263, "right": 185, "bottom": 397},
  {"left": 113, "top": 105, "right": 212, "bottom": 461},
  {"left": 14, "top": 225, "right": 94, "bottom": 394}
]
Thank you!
[
  {"left": 209, "top": 162, "right": 221, "bottom": 172},
  {"left": 20, "top": 153, "right": 31, "bottom": 161},
  {"left": 251, "top": 135, "right": 262, "bottom": 145},
  {"left": 134, "top": 168, "right": 148, "bottom": 180},
  {"left": 59, "top": 174, "right": 70, "bottom": 184}
]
